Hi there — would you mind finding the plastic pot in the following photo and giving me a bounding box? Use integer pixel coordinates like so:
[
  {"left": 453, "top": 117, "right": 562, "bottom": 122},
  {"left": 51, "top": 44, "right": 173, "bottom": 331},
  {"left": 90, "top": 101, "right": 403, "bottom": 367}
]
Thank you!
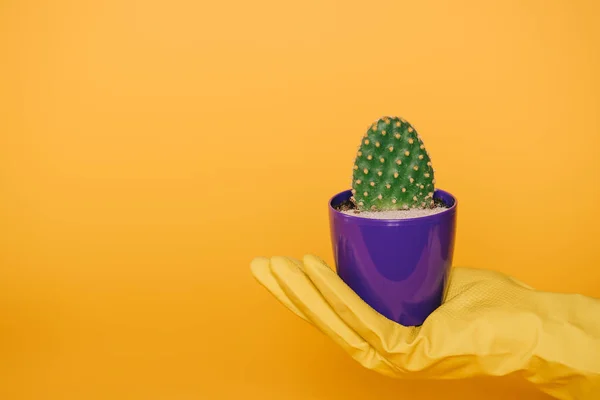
[{"left": 328, "top": 188, "right": 458, "bottom": 326}]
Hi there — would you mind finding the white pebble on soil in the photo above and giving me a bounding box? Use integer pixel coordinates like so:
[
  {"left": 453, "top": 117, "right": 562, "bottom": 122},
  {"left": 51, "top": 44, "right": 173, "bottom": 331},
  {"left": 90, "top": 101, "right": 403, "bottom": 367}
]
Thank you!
[{"left": 341, "top": 207, "right": 448, "bottom": 220}]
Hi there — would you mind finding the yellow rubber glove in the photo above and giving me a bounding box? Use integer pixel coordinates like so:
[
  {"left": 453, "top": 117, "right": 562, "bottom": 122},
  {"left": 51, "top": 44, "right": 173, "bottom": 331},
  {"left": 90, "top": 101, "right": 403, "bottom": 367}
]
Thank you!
[{"left": 250, "top": 254, "right": 600, "bottom": 400}]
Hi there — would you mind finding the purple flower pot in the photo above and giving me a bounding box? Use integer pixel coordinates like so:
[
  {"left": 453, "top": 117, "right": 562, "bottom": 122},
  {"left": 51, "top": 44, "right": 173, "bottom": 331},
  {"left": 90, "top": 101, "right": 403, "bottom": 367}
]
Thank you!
[{"left": 328, "top": 188, "right": 458, "bottom": 326}]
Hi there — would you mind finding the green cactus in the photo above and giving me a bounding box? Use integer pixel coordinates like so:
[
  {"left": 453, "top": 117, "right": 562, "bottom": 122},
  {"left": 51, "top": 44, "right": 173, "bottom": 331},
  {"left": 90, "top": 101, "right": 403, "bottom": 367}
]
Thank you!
[{"left": 350, "top": 116, "right": 436, "bottom": 211}]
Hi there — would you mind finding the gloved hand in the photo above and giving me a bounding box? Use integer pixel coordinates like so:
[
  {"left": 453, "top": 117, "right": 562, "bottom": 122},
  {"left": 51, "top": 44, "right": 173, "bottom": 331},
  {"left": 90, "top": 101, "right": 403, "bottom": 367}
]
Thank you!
[{"left": 250, "top": 254, "right": 600, "bottom": 400}]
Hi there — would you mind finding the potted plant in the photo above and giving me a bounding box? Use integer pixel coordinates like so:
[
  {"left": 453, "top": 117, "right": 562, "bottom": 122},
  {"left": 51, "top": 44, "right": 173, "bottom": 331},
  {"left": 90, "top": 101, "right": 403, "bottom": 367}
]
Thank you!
[{"left": 328, "top": 116, "right": 457, "bottom": 326}]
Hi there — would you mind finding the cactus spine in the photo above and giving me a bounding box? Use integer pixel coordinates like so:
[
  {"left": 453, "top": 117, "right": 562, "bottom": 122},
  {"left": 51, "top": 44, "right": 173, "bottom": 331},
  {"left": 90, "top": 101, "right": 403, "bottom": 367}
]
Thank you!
[{"left": 351, "top": 116, "right": 435, "bottom": 211}]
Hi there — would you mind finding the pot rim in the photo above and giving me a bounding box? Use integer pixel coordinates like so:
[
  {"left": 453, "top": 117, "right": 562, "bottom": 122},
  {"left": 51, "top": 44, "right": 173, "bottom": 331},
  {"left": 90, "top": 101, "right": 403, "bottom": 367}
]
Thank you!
[{"left": 328, "top": 188, "right": 457, "bottom": 226}]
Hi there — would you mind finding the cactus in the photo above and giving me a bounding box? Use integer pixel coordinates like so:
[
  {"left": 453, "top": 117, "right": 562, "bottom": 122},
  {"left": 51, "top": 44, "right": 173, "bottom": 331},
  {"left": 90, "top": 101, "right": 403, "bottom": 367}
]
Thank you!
[{"left": 351, "top": 116, "right": 436, "bottom": 211}]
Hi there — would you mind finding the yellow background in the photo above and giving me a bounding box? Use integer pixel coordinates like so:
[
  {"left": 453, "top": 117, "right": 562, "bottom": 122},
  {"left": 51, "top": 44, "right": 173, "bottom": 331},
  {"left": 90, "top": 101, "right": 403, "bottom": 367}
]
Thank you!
[{"left": 1, "top": 0, "right": 599, "bottom": 399}]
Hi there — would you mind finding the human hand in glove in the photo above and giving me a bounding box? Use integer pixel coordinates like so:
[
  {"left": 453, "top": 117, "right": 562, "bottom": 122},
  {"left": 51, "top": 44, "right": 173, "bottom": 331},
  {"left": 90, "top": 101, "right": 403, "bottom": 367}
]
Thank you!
[{"left": 251, "top": 254, "right": 600, "bottom": 400}]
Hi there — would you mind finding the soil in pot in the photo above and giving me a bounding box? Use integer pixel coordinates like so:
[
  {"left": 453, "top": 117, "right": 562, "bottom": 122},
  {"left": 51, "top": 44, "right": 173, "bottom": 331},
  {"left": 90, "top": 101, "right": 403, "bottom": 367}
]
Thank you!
[{"left": 334, "top": 197, "right": 449, "bottom": 220}]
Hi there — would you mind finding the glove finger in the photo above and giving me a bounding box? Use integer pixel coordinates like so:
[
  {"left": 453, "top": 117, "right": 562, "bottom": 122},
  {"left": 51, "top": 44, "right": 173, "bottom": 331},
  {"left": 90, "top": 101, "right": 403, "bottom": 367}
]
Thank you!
[
  {"left": 268, "top": 256, "right": 400, "bottom": 377},
  {"left": 300, "top": 255, "right": 415, "bottom": 356},
  {"left": 250, "top": 256, "right": 310, "bottom": 322}
]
